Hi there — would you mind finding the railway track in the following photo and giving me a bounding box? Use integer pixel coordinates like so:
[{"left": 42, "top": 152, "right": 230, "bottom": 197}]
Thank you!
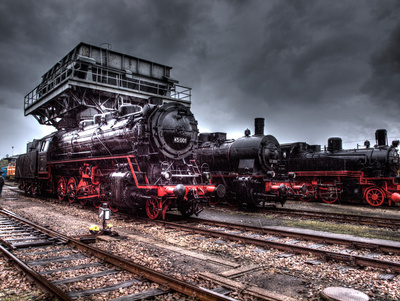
[
  {"left": 262, "top": 206, "right": 400, "bottom": 229},
  {"left": 138, "top": 216, "right": 400, "bottom": 275},
  {"left": 0, "top": 208, "right": 238, "bottom": 301},
  {"left": 8, "top": 183, "right": 400, "bottom": 230},
  {"left": 3, "top": 185, "right": 400, "bottom": 299}
]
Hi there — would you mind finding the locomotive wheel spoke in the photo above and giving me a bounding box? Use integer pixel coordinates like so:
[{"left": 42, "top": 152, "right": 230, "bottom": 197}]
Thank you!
[
  {"left": 67, "top": 177, "right": 78, "bottom": 204},
  {"left": 364, "top": 187, "right": 385, "bottom": 207},
  {"left": 146, "top": 197, "right": 160, "bottom": 219},
  {"left": 318, "top": 181, "right": 339, "bottom": 204},
  {"left": 57, "top": 177, "right": 67, "bottom": 202}
]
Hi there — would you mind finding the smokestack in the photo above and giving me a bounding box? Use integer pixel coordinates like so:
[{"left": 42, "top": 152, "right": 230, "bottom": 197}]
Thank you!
[
  {"left": 375, "top": 129, "right": 388, "bottom": 146},
  {"left": 254, "top": 118, "right": 264, "bottom": 136}
]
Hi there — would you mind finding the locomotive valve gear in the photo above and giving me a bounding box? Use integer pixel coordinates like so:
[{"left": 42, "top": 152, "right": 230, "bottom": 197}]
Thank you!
[{"left": 301, "top": 184, "right": 307, "bottom": 194}]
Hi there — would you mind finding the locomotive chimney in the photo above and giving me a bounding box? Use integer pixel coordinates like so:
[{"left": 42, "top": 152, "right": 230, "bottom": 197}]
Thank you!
[
  {"left": 254, "top": 118, "right": 264, "bottom": 136},
  {"left": 327, "top": 137, "right": 342, "bottom": 152},
  {"left": 375, "top": 129, "right": 388, "bottom": 147}
]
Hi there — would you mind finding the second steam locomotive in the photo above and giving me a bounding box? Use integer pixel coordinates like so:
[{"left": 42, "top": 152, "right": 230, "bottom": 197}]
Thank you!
[
  {"left": 198, "top": 119, "right": 400, "bottom": 208},
  {"left": 16, "top": 102, "right": 225, "bottom": 219},
  {"left": 197, "top": 118, "right": 306, "bottom": 208},
  {"left": 280, "top": 129, "right": 400, "bottom": 206}
]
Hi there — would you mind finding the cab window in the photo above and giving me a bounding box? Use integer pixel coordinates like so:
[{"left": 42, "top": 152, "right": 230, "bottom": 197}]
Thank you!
[{"left": 40, "top": 140, "right": 49, "bottom": 152}]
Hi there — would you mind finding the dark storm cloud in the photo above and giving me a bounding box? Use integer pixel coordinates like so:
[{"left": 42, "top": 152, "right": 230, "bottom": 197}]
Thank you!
[
  {"left": 227, "top": 2, "right": 370, "bottom": 105},
  {"left": 186, "top": 0, "right": 400, "bottom": 146},
  {"left": 361, "top": 24, "right": 400, "bottom": 105},
  {"left": 1, "top": 0, "right": 400, "bottom": 157}
]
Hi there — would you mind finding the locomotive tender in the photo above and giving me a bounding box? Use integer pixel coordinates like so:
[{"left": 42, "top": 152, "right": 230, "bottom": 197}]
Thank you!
[
  {"left": 280, "top": 129, "right": 400, "bottom": 206},
  {"left": 197, "top": 118, "right": 306, "bottom": 207},
  {"left": 16, "top": 101, "right": 225, "bottom": 219}
]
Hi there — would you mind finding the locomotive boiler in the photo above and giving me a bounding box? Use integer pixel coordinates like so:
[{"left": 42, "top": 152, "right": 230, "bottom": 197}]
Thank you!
[
  {"left": 16, "top": 102, "right": 225, "bottom": 219},
  {"left": 280, "top": 129, "right": 400, "bottom": 206},
  {"left": 197, "top": 118, "right": 306, "bottom": 207}
]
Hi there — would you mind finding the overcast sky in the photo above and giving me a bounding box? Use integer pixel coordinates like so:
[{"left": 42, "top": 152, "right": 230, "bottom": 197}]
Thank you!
[{"left": 1, "top": 0, "right": 400, "bottom": 158}]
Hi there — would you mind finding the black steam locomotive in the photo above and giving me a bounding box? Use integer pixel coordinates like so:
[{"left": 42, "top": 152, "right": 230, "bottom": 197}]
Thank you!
[
  {"left": 198, "top": 116, "right": 400, "bottom": 208},
  {"left": 16, "top": 102, "right": 225, "bottom": 219},
  {"left": 280, "top": 129, "right": 400, "bottom": 206},
  {"left": 197, "top": 118, "right": 306, "bottom": 207}
]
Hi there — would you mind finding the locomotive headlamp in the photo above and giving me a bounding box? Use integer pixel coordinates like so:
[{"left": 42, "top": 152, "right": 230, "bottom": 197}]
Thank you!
[
  {"left": 288, "top": 172, "right": 296, "bottom": 179},
  {"left": 162, "top": 171, "right": 172, "bottom": 180},
  {"left": 202, "top": 172, "right": 211, "bottom": 181}
]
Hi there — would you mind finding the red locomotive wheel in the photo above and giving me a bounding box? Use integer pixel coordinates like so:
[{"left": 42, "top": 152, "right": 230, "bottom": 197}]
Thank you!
[
  {"left": 208, "top": 197, "right": 221, "bottom": 206},
  {"left": 108, "top": 203, "right": 119, "bottom": 212},
  {"left": 93, "top": 198, "right": 102, "bottom": 209},
  {"left": 57, "top": 177, "right": 67, "bottom": 201},
  {"left": 146, "top": 197, "right": 160, "bottom": 219},
  {"left": 364, "top": 187, "right": 385, "bottom": 207},
  {"left": 67, "top": 177, "right": 78, "bottom": 203},
  {"left": 318, "top": 181, "right": 339, "bottom": 204},
  {"left": 226, "top": 198, "right": 241, "bottom": 208}
]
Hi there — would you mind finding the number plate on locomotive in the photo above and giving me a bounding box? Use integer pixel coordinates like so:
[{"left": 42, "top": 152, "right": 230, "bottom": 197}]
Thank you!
[{"left": 174, "top": 137, "right": 187, "bottom": 144}]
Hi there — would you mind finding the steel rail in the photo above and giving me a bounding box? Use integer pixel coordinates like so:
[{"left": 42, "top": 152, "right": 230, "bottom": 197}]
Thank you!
[
  {"left": 188, "top": 217, "right": 400, "bottom": 254},
  {"left": 7, "top": 183, "right": 400, "bottom": 229},
  {"left": 143, "top": 217, "right": 400, "bottom": 273},
  {"left": 263, "top": 207, "right": 400, "bottom": 228},
  {"left": 0, "top": 208, "right": 237, "bottom": 301},
  {"left": 0, "top": 244, "right": 73, "bottom": 301}
]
